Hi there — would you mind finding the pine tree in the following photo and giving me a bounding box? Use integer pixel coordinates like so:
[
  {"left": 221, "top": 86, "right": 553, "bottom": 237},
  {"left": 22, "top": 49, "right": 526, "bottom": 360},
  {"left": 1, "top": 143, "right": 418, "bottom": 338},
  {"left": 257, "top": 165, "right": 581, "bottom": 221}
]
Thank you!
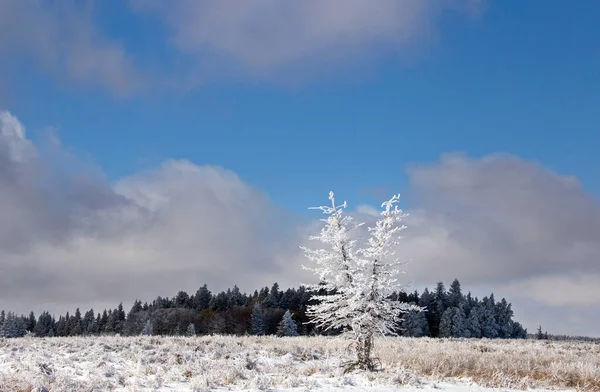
[
  {"left": 251, "top": 303, "right": 266, "bottom": 335},
  {"left": 277, "top": 310, "right": 299, "bottom": 337}
]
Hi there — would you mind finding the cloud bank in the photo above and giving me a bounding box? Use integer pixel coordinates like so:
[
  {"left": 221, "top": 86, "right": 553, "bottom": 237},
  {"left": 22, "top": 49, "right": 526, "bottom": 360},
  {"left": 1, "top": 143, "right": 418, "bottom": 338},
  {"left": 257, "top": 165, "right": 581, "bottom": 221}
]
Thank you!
[
  {"left": 396, "top": 153, "right": 600, "bottom": 336},
  {"left": 1, "top": 111, "right": 599, "bottom": 336},
  {"left": 0, "top": 110, "right": 308, "bottom": 315}
]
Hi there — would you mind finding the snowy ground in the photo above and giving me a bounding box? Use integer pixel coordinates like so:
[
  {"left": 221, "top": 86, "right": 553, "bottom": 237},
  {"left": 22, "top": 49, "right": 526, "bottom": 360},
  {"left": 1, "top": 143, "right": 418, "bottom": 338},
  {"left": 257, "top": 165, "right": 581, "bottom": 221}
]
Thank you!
[{"left": 1, "top": 335, "right": 596, "bottom": 391}]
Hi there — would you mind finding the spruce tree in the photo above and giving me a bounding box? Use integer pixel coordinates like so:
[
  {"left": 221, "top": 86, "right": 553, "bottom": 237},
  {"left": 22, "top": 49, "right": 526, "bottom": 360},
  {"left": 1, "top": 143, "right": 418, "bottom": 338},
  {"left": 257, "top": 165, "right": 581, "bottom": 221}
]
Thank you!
[
  {"left": 251, "top": 303, "right": 266, "bottom": 335},
  {"left": 401, "top": 309, "right": 429, "bottom": 337},
  {"left": 194, "top": 284, "right": 212, "bottom": 310},
  {"left": 448, "top": 279, "right": 463, "bottom": 308},
  {"left": 467, "top": 306, "right": 482, "bottom": 338},
  {"left": 186, "top": 323, "right": 196, "bottom": 336},
  {"left": 277, "top": 310, "right": 299, "bottom": 337},
  {"left": 479, "top": 297, "right": 499, "bottom": 338},
  {"left": 141, "top": 319, "right": 153, "bottom": 336},
  {"left": 439, "top": 307, "right": 469, "bottom": 338}
]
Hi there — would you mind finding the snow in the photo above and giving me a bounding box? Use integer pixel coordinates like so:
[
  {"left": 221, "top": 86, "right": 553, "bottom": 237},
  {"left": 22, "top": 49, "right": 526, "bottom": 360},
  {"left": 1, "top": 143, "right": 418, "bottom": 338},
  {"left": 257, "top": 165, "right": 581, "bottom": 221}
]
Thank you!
[{"left": 0, "top": 335, "right": 588, "bottom": 391}]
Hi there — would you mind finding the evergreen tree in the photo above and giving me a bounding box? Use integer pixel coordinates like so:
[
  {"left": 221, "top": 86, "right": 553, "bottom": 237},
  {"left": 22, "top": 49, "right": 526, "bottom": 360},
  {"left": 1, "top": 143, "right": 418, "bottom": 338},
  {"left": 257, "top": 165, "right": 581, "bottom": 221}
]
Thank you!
[
  {"left": 186, "top": 323, "right": 196, "bottom": 336},
  {"left": 264, "top": 282, "right": 281, "bottom": 308},
  {"left": 141, "top": 319, "right": 153, "bottom": 335},
  {"left": 511, "top": 322, "right": 527, "bottom": 339},
  {"left": 115, "top": 303, "right": 126, "bottom": 333},
  {"left": 277, "top": 310, "right": 299, "bottom": 337},
  {"left": 401, "top": 309, "right": 429, "bottom": 337},
  {"left": 71, "top": 308, "right": 83, "bottom": 336},
  {"left": 27, "top": 311, "right": 36, "bottom": 332},
  {"left": 194, "top": 284, "right": 212, "bottom": 310},
  {"left": 439, "top": 307, "right": 469, "bottom": 338},
  {"left": 447, "top": 279, "right": 463, "bottom": 308},
  {"left": 174, "top": 291, "right": 191, "bottom": 308},
  {"left": 210, "top": 292, "right": 229, "bottom": 311},
  {"left": 99, "top": 310, "right": 109, "bottom": 333},
  {"left": 479, "top": 297, "right": 499, "bottom": 338},
  {"left": 428, "top": 300, "right": 442, "bottom": 338},
  {"left": 467, "top": 305, "right": 482, "bottom": 338},
  {"left": 251, "top": 302, "right": 266, "bottom": 335},
  {"left": 495, "top": 298, "right": 514, "bottom": 338},
  {"left": 228, "top": 285, "right": 245, "bottom": 307},
  {"left": 2, "top": 312, "right": 26, "bottom": 338},
  {"left": 34, "top": 311, "right": 54, "bottom": 337},
  {"left": 536, "top": 325, "right": 545, "bottom": 339},
  {"left": 434, "top": 282, "right": 448, "bottom": 314}
]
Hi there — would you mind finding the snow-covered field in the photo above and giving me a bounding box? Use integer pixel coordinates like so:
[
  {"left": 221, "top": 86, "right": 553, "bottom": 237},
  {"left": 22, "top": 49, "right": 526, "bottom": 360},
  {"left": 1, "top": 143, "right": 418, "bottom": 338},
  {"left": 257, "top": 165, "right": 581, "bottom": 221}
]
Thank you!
[{"left": 1, "top": 335, "right": 597, "bottom": 391}]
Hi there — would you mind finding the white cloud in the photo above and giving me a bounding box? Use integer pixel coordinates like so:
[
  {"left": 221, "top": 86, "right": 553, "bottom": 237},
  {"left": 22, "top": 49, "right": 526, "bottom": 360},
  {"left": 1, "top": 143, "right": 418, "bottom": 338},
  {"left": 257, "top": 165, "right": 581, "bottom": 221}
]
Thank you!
[
  {"left": 398, "top": 152, "right": 600, "bottom": 285},
  {"left": 131, "top": 0, "right": 482, "bottom": 81},
  {"left": 0, "top": 1, "right": 482, "bottom": 94},
  {"left": 506, "top": 274, "right": 600, "bottom": 307},
  {"left": 0, "top": 110, "right": 310, "bottom": 316},
  {"left": 0, "top": 1, "right": 142, "bottom": 96},
  {"left": 390, "top": 152, "right": 600, "bottom": 336}
]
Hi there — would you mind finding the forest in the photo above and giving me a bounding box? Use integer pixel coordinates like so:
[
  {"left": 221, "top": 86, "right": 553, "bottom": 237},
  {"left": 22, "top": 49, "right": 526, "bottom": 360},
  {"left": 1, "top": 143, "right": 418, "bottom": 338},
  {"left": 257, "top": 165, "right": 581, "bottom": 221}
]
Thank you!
[{"left": 0, "top": 278, "right": 527, "bottom": 339}]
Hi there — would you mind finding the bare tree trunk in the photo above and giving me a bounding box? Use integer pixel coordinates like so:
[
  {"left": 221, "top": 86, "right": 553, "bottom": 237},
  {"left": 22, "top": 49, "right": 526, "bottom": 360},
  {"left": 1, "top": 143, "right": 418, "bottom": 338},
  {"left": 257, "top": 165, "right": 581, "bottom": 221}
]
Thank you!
[{"left": 356, "top": 330, "right": 374, "bottom": 370}]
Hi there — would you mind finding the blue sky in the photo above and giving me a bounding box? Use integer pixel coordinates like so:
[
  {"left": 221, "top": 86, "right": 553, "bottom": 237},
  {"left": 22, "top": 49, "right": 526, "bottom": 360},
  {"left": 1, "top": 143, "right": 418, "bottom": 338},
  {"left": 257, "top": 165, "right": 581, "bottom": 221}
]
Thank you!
[
  {"left": 1, "top": 1, "right": 600, "bottom": 336},
  {"left": 4, "top": 0, "right": 598, "bottom": 210}
]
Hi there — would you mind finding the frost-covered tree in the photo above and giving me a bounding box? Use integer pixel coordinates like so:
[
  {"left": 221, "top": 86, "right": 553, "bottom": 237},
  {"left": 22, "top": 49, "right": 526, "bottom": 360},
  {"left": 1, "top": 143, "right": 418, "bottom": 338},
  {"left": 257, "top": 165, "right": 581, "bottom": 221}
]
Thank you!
[
  {"left": 495, "top": 298, "right": 514, "bottom": 338},
  {"left": 480, "top": 296, "right": 499, "bottom": 338},
  {"left": 277, "top": 310, "right": 299, "bottom": 337},
  {"left": 2, "top": 312, "right": 26, "bottom": 338},
  {"left": 439, "top": 307, "right": 469, "bottom": 338},
  {"left": 401, "top": 309, "right": 429, "bottom": 337},
  {"left": 467, "top": 306, "right": 482, "bottom": 338},
  {"left": 447, "top": 279, "right": 463, "bottom": 308},
  {"left": 186, "top": 323, "right": 196, "bottom": 336},
  {"left": 303, "top": 192, "right": 421, "bottom": 370},
  {"left": 140, "top": 319, "right": 153, "bottom": 336},
  {"left": 302, "top": 192, "right": 360, "bottom": 334},
  {"left": 251, "top": 302, "right": 266, "bottom": 336}
]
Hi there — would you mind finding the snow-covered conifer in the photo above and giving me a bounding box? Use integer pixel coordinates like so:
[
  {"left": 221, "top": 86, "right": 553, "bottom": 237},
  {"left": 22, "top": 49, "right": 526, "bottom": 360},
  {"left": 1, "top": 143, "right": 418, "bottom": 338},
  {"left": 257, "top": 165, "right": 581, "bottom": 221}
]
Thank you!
[
  {"left": 277, "top": 310, "right": 299, "bottom": 337},
  {"left": 251, "top": 303, "right": 266, "bottom": 336},
  {"left": 303, "top": 192, "right": 421, "bottom": 370},
  {"left": 2, "top": 312, "right": 26, "bottom": 338},
  {"left": 467, "top": 306, "right": 482, "bottom": 338},
  {"left": 141, "top": 319, "right": 153, "bottom": 336},
  {"left": 186, "top": 323, "right": 196, "bottom": 336},
  {"left": 401, "top": 309, "right": 429, "bottom": 337},
  {"left": 479, "top": 296, "right": 499, "bottom": 338},
  {"left": 439, "top": 307, "right": 469, "bottom": 338}
]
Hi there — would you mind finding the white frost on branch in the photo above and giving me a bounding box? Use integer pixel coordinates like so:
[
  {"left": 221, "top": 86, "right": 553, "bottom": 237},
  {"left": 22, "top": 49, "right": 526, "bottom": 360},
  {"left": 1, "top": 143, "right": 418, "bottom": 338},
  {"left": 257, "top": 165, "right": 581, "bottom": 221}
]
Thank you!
[
  {"left": 301, "top": 192, "right": 423, "bottom": 369},
  {"left": 301, "top": 191, "right": 363, "bottom": 332}
]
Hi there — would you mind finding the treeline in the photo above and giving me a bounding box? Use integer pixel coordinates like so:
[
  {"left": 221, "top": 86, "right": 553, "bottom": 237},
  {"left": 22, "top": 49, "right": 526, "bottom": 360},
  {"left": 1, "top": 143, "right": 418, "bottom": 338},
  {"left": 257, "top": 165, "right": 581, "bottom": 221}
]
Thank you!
[{"left": 0, "top": 279, "right": 526, "bottom": 339}]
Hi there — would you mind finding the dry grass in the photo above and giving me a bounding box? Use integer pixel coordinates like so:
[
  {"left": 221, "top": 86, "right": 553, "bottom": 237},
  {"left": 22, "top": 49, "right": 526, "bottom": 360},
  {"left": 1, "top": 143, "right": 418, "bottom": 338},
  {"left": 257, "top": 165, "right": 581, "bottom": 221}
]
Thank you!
[
  {"left": 0, "top": 335, "right": 597, "bottom": 391},
  {"left": 375, "top": 337, "right": 600, "bottom": 391}
]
